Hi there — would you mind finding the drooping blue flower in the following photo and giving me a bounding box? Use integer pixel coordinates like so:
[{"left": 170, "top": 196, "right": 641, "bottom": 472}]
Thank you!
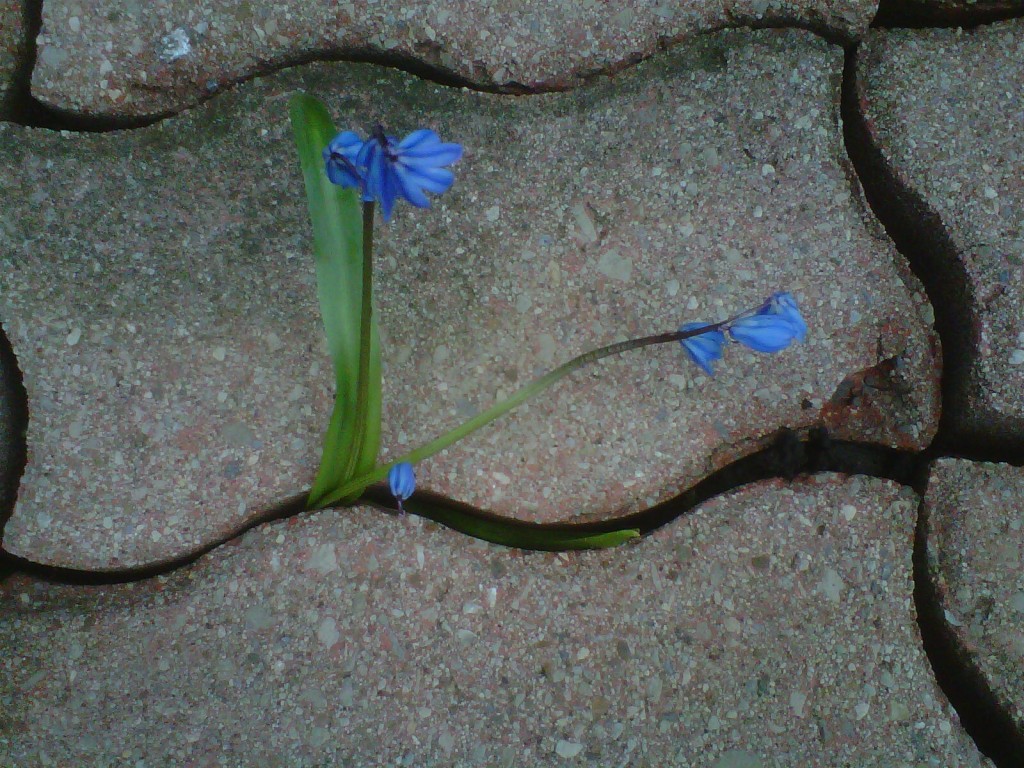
[
  {"left": 757, "top": 291, "right": 807, "bottom": 342},
  {"left": 323, "top": 126, "right": 462, "bottom": 221},
  {"left": 727, "top": 313, "right": 801, "bottom": 353},
  {"left": 388, "top": 462, "right": 416, "bottom": 513},
  {"left": 678, "top": 322, "right": 726, "bottom": 376}
]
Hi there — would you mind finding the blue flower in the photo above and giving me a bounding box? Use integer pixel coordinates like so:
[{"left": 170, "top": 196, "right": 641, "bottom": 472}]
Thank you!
[
  {"left": 727, "top": 313, "right": 800, "bottom": 353},
  {"left": 323, "top": 127, "right": 462, "bottom": 221},
  {"left": 758, "top": 291, "right": 807, "bottom": 342},
  {"left": 678, "top": 322, "right": 726, "bottom": 376},
  {"left": 388, "top": 462, "right": 416, "bottom": 513}
]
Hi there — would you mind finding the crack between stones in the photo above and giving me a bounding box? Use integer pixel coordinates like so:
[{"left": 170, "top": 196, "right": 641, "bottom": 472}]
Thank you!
[
  {"left": 0, "top": 429, "right": 924, "bottom": 586},
  {"left": 8, "top": 18, "right": 850, "bottom": 133}
]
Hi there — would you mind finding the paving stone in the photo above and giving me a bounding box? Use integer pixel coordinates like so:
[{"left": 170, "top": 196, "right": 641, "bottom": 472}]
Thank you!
[
  {"left": 924, "top": 458, "right": 1024, "bottom": 735},
  {"left": 857, "top": 22, "right": 1024, "bottom": 439},
  {"left": 0, "top": 475, "right": 992, "bottom": 766},
  {"left": 30, "top": 0, "right": 880, "bottom": 120},
  {"left": 1, "top": 28, "right": 940, "bottom": 568},
  {"left": 0, "top": 0, "right": 26, "bottom": 119},
  {"left": 3, "top": 28, "right": 941, "bottom": 567}
]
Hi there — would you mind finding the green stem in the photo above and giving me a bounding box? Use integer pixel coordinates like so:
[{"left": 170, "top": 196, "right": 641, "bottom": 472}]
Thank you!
[
  {"left": 313, "top": 320, "right": 733, "bottom": 509},
  {"left": 339, "top": 202, "right": 376, "bottom": 485}
]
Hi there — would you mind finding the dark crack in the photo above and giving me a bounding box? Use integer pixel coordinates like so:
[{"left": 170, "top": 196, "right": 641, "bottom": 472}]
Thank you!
[
  {"left": 0, "top": 321, "right": 28, "bottom": 544},
  {"left": 873, "top": 0, "right": 1024, "bottom": 29}
]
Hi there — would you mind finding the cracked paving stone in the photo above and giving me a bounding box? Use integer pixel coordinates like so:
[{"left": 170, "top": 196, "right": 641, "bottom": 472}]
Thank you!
[
  {"left": 924, "top": 458, "right": 1024, "bottom": 736},
  {"left": 0, "top": 475, "right": 992, "bottom": 766},
  {"left": 1, "top": 28, "right": 941, "bottom": 569},
  {"left": 857, "top": 21, "right": 1024, "bottom": 440},
  {"left": 30, "top": 0, "right": 880, "bottom": 120}
]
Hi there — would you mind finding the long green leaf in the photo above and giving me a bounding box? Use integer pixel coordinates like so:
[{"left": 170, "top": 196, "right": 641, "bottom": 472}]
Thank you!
[
  {"left": 289, "top": 93, "right": 381, "bottom": 507},
  {"left": 406, "top": 497, "right": 640, "bottom": 551}
]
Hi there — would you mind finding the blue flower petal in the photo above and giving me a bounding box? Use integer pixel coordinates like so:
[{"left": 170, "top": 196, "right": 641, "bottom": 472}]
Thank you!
[
  {"left": 392, "top": 165, "right": 432, "bottom": 208},
  {"left": 679, "top": 322, "right": 725, "bottom": 376},
  {"left": 398, "top": 129, "right": 440, "bottom": 150},
  {"left": 399, "top": 165, "right": 455, "bottom": 195},
  {"left": 728, "top": 314, "right": 799, "bottom": 353},
  {"left": 758, "top": 292, "right": 807, "bottom": 342},
  {"left": 323, "top": 131, "right": 365, "bottom": 190},
  {"left": 388, "top": 462, "right": 416, "bottom": 511}
]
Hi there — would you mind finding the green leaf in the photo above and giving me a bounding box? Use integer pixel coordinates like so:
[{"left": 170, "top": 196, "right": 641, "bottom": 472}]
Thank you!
[
  {"left": 406, "top": 497, "right": 640, "bottom": 551},
  {"left": 289, "top": 93, "right": 381, "bottom": 508}
]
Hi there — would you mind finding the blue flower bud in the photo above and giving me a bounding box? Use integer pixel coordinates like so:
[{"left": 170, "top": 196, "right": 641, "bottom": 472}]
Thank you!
[{"left": 388, "top": 462, "right": 416, "bottom": 513}]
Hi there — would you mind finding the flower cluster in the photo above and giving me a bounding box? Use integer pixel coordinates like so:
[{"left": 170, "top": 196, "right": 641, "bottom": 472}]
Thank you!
[
  {"left": 679, "top": 292, "right": 807, "bottom": 375},
  {"left": 324, "top": 127, "right": 463, "bottom": 220}
]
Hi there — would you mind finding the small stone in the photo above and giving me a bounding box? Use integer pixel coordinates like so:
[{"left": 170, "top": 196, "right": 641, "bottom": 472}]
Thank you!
[
  {"left": 317, "top": 617, "right": 340, "bottom": 647},
  {"left": 713, "top": 750, "right": 763, "bottom": 768},
  {"left": 1009, "top": 592, "right": 1024, "bottom": 613},
  {"left": 596, "top": 249, "right": 633, "bottom": 282},
  {"left": 841, "top": 504, "right": 857, "bottom": 521},
  {"left": 66, "top": 327, "right": 82, "bottom": 346},
  {"left": 555, "top": 740, "right": 584, "bottom": 758},
  {"left": 244, "top": 605, "right": 274, "bottom": 631},
  {"left": 308, "top": 543, "right": 338, "bottom": 574},
  {"left": 1009, "top": 349, "right": 1024, "bottom": 366},
  {"left": 212, "top": 346, "right": 227, "bottom": 361},
  {"left": 485, "top": 205, "right": 500, "bottom": 222},
  {"left": 789, "top": 690, "right": 807, "bottom": 718},
  {"left": 819, "top": 568, "right": 844, "bottom": 602}
]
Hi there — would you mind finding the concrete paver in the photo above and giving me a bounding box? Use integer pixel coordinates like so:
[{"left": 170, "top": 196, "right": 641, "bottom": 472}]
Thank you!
[
  {"left": 1, "top": 28, "right": 940, "bottom": 569},
  {"left": 0, "top": 475, "right": 991, "bottom": 766},
  {"left": 30, "top": 0, "right": 880, "bottom": 120},
  {"left": 857, "top": 21, "right": 1024, "bottom": 441},
  {"left": 924, "top": 458, "right": 1024, "bottom": 736}
]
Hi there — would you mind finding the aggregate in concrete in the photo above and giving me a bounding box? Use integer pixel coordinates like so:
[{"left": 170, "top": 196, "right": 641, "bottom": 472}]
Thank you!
[
  {"left": 924, "top": 458, "right": 1024, "bottom": 737},
  {"left": 30, "top": 0, "right": 880, "bottom": 120},
  {"left": 0, "top": 475, "right": 992, "bottom": 766},
  {"left": 856, "top": 21, "right": 1024, "bottom": 440},
  {"left": 1, "top": 28, "right": 940, "bottom": 569}
]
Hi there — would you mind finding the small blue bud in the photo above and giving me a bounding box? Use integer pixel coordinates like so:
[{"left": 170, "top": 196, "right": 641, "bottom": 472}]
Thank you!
[
  {"left": 678, "top": 322, "right": 726, "bottom": 376},
  {"left": 388, "top": 462, "right": 416, "bottom": 513}
]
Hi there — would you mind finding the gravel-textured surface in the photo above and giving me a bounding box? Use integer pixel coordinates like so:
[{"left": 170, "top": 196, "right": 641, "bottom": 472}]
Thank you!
[
  {"left": 857, "top": 22, "right": 1024, "bottom": 439},
  {"left": 1, "top": 28, "right": 940, "bottom": 568},
  {"left": 0, "top": 0, "right": 25, "bottom": 119},
  {"left": 0, "top": 475, "right": 991, "bottom": 766},
  {"left": 30, "top": 0, "right": 879, "bottom": 120},
  {"left": 924, "top": 458, "right": 1024, "bottom": 735}
]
